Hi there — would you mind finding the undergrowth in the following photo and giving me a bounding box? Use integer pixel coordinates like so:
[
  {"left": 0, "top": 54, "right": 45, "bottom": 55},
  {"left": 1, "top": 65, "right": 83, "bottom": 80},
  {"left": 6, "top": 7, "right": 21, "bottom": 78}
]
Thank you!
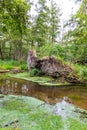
[
  {"left": 74, "top": 64, "right": 87, "bottom": 80},
  {"left": 0, "top": 60, "right": 27, "bottom": 70}
]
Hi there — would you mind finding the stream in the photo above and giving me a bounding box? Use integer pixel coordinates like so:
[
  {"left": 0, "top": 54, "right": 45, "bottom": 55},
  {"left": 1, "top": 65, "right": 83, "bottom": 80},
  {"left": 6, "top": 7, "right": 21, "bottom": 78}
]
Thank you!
[{"left": 0, "top": 77, "right": 87, "bottom": 110}]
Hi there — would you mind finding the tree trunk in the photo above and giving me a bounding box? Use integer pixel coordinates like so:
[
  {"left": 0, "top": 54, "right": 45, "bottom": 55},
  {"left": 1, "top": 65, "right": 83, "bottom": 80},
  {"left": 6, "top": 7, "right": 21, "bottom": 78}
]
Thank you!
[
  {"left": 18, "top": 38, "right": 23, "bottom": 60},
  {"left": 0, "top": 45, "right": 3, "bottom": 60}
]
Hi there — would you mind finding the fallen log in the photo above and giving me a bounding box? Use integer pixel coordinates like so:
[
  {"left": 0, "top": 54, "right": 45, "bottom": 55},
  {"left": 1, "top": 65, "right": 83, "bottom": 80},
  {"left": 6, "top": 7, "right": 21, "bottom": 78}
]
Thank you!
[
  {"left": 27, "top": 50, "right": 81, "bottom": 83},
  {"left": 0, "top": 70, "right": 10, "bottom": 73}
]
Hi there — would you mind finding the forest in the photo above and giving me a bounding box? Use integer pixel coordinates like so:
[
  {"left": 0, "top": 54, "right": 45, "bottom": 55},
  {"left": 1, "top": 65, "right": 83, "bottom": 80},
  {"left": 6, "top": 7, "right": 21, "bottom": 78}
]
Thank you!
[
  {"left": 0, "top": 0, "right": 87, "bottom": 79},
  {"left": 0, "top": 0, "right": 87, "bottom": 129},
  {"left": 0, "top": 0, "right": 87, "bottom": 63}
]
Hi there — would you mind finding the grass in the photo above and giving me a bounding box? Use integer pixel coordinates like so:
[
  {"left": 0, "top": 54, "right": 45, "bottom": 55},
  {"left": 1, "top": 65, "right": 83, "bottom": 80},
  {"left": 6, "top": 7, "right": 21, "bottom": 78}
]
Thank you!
[{"left": 0, "top": 60, "right": 27, "bottom": 70}]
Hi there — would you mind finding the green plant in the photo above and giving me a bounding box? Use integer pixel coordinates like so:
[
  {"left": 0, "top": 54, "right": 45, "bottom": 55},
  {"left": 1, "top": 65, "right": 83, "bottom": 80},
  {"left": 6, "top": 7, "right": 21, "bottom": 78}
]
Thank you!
[
  {"left": 20, "top": 64, "right": 27, "bottom": 70},
  {"left": 74, "top": 64, "right": 87, "bottom": 79},
  {"left": 29, "top": 68, "right": 41, "bottom": 76},
  {"left": 82, "top": 67, "right": 87, "bottom": 77},
  {"left": 69, "top": 95, "right": 82, "bottom": 100}
]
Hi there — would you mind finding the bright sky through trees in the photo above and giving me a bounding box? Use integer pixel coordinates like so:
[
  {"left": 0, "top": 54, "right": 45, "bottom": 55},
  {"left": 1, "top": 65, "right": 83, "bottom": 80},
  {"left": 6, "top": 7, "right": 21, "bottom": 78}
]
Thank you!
[
  {"left": 55, "top": 0, "right": 80, "bottom": 20},
  {"left": 31, "top": 0, "right": 80, "bottom": 20}
]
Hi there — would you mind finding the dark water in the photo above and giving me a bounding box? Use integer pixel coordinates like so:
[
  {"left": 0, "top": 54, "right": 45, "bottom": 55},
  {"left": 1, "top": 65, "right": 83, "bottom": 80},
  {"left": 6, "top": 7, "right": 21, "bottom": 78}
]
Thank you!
[{"left": 0, "top": 77, "right": 87, "bottom": 110}]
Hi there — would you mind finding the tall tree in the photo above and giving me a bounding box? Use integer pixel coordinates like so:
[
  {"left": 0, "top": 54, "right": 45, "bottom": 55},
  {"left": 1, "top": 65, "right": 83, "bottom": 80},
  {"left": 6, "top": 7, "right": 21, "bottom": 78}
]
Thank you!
[
  {"left": 63, "top": 0, "right": 87, "bottom": 64},
  {"left": 0, "top": 0, "right": 31, "bottom": 60},
  {"left": 32, "top": 0, "right": 50, "bottom": 47},
  {"left": 49, "top": 0, "right": 60, "bottom": 44},
  {"left": 31, "top": 0, "right": 60, "bottom": 46}
]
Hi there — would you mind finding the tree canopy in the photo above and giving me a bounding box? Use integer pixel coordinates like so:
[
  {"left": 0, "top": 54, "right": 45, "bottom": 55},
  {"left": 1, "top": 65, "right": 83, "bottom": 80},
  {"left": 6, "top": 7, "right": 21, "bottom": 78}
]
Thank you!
[{"left": 0, "top": 0, "right": 87, "bottom": 65}]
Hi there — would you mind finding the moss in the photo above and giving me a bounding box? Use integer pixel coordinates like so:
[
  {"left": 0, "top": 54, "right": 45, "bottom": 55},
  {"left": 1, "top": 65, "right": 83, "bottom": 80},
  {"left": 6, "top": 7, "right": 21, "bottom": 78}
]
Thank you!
[
  {"left": 69, "top": 95, "right": 82, "bottom": 100},
  {"left": 8, "top": 72, "right": 71, "bottom": 86},
  {"left": 39, "top": 82, "right": 71, "bottom": 86},
  {"left": 0, "top": 74, "right": 8, "bottom": 80},
  {"left": 67, "top": 118, "right": 87, "bottom": 130},
  {"left": 0, "top": 95, "right": 63, "bottom": 130},
  {"left": 0, "top": 95, "right": 87, "bottom": 129}
]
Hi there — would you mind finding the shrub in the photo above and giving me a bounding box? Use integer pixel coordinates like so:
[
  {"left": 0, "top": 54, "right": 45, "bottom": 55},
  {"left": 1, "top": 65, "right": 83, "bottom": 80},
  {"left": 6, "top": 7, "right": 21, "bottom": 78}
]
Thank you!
[
  {"left": 29, "top": 68, "right": 41, "bottom": 76},
  {"left": 74, "top": 64, "right": 87, "bottom": 79},
  {"left": 20, "top": 64, "right": 27, "bottom": 70}
]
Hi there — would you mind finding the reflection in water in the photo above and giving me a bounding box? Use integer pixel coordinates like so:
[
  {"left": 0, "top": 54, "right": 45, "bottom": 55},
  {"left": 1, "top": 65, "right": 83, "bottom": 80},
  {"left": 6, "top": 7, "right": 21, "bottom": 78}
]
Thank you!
[{"left": 0, "top": 78, "right": 87, "bottom": 110}]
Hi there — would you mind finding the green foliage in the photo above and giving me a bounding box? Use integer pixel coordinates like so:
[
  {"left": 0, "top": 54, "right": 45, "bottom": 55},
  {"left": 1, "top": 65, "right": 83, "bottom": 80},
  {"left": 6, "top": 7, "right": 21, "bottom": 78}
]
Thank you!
[
  {"left": 31, "top": 0, "right": 60, "bottom": 46},
  {"left": 39, "top": 43, "right": 85, "bottom": 64},
  {"left": 19, "top": 60, "right": 27, "bottom": 70},
  {"left": 0, "top": 60, "right": 27, "bottom": 70},
  {"left": 31, "top": 0, "right": 50, "bottom": 46},
  {"left": 20, "top": 64, "right": 27, "bottom": 70},
  {"left": 0, "top": 60, "right": 18, "bottom": 69},
  {"left": 0, "top": 0, "right": 31, "bottom": 60},
  {"left": 61, "top": 44, "right": 87, "bottom": 63},
  {"left": 74, "top": 64, "right": 87, "bottom": 79},
  {"left": 63, "top": 0, "right": 87, "bottom": 65},
  {"left": 49, "top": 0, "right": 60, "bottom": 43},
  {"left": 39, "top": 43, "right": 65, "bottom": 58},
  {"left": 0, "top": 0, "right": 87, "bottom": 81},
  {"left": 82, "top": 68, "right": 87, "bottom": 77},
  {"left": 29, "top": 68, "right": 41, "bottom": 76}
]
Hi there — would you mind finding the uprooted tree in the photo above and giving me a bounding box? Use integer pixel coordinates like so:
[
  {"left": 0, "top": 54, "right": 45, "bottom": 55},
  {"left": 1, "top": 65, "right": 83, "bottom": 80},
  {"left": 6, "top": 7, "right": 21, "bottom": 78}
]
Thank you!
[{"left": 27, "top": 50, "right": 81, "bottom": 83}]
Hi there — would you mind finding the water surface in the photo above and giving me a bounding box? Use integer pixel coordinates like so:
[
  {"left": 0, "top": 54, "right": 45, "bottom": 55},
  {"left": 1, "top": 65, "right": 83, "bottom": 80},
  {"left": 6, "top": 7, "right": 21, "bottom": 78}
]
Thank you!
[{"left": 0, "top": 77, "right": 87, "bottom": 110}]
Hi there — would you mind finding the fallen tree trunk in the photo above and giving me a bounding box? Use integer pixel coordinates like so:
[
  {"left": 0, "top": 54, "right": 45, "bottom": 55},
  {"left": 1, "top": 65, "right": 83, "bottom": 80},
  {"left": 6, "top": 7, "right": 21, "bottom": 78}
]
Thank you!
[
  {"left": 0, "top": 70, "right": 10, "bottom": 73},
  {"left": 27, "top": 50, "right": 81, "bottom": 83}
]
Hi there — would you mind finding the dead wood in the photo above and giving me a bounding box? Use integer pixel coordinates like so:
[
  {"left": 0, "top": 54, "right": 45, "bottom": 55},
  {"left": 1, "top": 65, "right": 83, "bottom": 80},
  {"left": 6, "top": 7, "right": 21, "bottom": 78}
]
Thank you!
[
  {"left": 27, "top": 50, "right": 81, "bottom": 83},
  {"left": 0, "top": 70, "right": 10, "bottom": 73}
]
